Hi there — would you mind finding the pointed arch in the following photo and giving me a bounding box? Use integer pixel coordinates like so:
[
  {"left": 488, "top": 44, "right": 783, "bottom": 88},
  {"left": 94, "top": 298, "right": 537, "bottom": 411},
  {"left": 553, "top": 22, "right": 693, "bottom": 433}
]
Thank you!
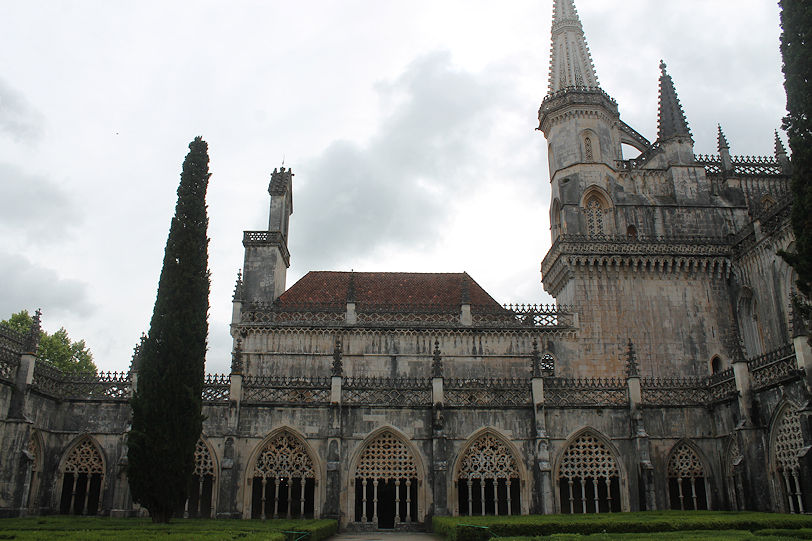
[
  {"left": 551, "top": 198, "right": 562, "bottom": 239},
  {"left": 57, "top": 435, "right": 106, "bottom": 515},
  {"left": 185, "top": 435, "right": 218, "bottom": 518},
  {"left": 554, "top": 428, "right": 627, "bottom": 513},
  {"left": 581, "top": 130, "right": 600, "bottom": 163},
  {"left": 665, "top": 439, "right": 711, "bottom": 510},
  {"left": 769, "top": 401, "right": 805, "bottom": 513},
  {"left": 243, "top": 426, "right": 322, "bottom": 520},
  {"left": 736, "top": 286, "right": 764, "bottom": 357},
  {"left": 348, "top": 425, "right": 426, "bottom": 528},
  {"left": 451, "top": 427, "right": 528, "bottom": 516}
]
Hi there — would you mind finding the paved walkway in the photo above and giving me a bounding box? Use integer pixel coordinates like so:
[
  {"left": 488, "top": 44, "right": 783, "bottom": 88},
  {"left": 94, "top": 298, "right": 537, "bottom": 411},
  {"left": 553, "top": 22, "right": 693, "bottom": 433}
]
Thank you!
[{"left": 329, "top": 532, "right": 442, "bottom": 541}]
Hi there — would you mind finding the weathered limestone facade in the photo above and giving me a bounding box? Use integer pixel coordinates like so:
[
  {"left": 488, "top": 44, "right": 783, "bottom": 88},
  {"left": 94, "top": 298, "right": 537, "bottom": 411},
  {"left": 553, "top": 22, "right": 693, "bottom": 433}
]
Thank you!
[{"left": 1, "top": 0, "right": 811, "bottom": 526}]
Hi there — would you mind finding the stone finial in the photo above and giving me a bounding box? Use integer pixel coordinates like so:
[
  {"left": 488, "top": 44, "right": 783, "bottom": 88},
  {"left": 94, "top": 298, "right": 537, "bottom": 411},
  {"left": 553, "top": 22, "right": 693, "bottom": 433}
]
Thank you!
[
  {"left": 548, "top": 0, "right": 600, "bottom": 93},
  {"left": 775, "top": 130, "right": 788, "bottom": 157},
  {"left": 657, "top": 61, "right": 692, "bottom": 141},
  {"left": 231, "top": 338, "right": 244, "bottom": 375},
  {"left": 268, "top": 166, "right": 294, "bottom": 197},
  {"left": 130, "top": 332, "right": 147, "bottom": 372},
  {"left": 24, "top": 308, "right": 42, "bottom": 354},
  {"left": 625, "top": 339, "right": 640, "bottom": 378},
  {"left": 332, "top": 336, "right": 343, "bottom": 377},
  {"left": 233, "top": 269, "right": 244, "bottom": 302},
  {"left": 717, "top": 124, "right": 730, "bottom": 151},
  {"left": 432, "top": 339, "right": 443, "bottom": 378},
  {"left": 531, "top": 339, "right": 542, "bottom": 377}
]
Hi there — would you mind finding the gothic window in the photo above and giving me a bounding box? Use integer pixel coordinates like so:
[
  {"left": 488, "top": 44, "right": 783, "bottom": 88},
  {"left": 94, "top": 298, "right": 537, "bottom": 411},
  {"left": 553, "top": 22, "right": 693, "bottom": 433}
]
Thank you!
[
  {"left": 761, "top": 195, "right": 776, "bottom": 212},
  {"left": 772, "top": 404, "right": 805, "bottom": 513},
  {"left": 354, "top": 430, "right": 418, "bottom": 528},
  {"left": 250, "top": 430, "right": 316, "bottom": 519},
  {"left": 584, "top": 195, "right": 606, "bottom": 237},
  {"left": 557, "top": 432, "right": 621, "bottom": 513},
  {"left": 710, "top": 356, "right": 722, "bottom": 375},
  {"left": 183, "top": 438, "right": 216, "bottom": 518},
  {"left": 59, "top": 437, "right": 104, "bottom": 515},
  {"left": 27, "top": 433, "right": 42, "bottom": 512},
  {"left": 457, "top": 433, "right": 521, "bottom": 516},
  {"left": 551, "top": 199, "right": 561, "bottom": 235},
  {"left": 667, "top": 443, "right": 709, "bottom": 510},
  {"left": 584, "top": 136, "right": 594, "bottom": 162}
]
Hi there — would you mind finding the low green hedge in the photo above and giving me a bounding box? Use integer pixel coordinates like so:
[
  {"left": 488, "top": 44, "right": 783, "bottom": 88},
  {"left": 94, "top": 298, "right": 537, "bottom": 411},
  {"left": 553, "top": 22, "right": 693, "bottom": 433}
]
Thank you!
[
  {"left": 432, "top": 512, "right": 812, "bottom": 541},
  {"left": 0, "top": 517, "right": 337, "bottom": 541}
]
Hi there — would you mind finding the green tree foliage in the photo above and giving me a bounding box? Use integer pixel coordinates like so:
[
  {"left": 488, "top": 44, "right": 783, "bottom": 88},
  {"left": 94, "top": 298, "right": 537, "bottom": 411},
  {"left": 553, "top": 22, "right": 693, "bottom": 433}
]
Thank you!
[
  {"left": 127, "top": 137, "right": 211, "bottom": 523},
  {"left": 0, "top": 310, "right": 96, "bottom": 373},
  {"left": 779, "top": 0, "right": 812, "bottom": 327}
]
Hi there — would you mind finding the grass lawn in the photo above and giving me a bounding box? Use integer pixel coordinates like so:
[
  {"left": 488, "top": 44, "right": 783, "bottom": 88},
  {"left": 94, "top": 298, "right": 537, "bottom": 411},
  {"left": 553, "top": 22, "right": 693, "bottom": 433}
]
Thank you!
[
  {"left": 433, "top": 511, "right": 812, "bottom": 541},
  {"left": 0, "top": 516, "right": 337, "bottom": 541}
]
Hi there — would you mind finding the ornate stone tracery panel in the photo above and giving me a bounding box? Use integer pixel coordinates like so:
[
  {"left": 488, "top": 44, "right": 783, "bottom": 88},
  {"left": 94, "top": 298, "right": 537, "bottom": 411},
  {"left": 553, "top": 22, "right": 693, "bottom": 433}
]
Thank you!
[
  {"left": 667, "top": 444, "right": 706, "bottom": 479},
  {"left": 253, "top": 430, "right": 315, "bottom": 480},
  {"left": 355, "top": 431, "right": 417, "bottom": 479},
  {"left": 558, "top": 433, "right": 619, "bottom": 480},
  {"left": 774, "top": 404, "right": 802, "bottom": 474},
  {"left": 458, "top": 433, "right": 519, "bottom": 480},
  {"left": 63, "top": 438, "right": 104, "bottom": 474},
  {"left": 194, "top": 439, "right": 216, "bottom": 477}
]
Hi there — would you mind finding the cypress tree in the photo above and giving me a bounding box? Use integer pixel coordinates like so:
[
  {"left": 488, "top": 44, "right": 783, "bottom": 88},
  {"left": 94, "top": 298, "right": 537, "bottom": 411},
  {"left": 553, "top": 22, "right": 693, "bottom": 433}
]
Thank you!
[
  {"left": 128, "top": 137, "right": 211, "bottom": 523},
  {"left": 778, "top": 0, "right": 812, "bottom": 335}
]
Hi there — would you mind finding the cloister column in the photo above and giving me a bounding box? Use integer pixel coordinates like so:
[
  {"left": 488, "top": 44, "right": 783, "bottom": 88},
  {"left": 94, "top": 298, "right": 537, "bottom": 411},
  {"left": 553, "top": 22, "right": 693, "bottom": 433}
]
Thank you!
[
  {"left": 431, "top": 340, "right": 449, "bottom": 517},
  {"left": 625, "top": 341, "right": 655, "bottom": 511}
]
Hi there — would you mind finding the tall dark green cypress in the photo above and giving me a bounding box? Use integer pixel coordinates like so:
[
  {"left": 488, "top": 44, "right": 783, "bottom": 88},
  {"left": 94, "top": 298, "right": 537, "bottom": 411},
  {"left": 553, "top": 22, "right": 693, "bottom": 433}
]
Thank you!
[
  {"left": 128, "top": 137, "right": 210, "bottom": 522},
  {"left": 779, "top": 0, "right": 812, "bottom": 333}
]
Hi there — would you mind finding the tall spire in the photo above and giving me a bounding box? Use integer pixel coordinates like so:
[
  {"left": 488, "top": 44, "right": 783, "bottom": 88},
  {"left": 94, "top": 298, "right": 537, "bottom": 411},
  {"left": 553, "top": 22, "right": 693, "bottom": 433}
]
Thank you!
[
  {"left": 656, "top": 61, "right": 692, "bottom": 141},
  {"left": 774, "top": 130, "right": 788, "bottom": 158},
  {"left": 548, "top": 0, "right": 600, "bottom": 93},
  {"left": 717, "top": 124, "right": 729, "bottom": 152}
]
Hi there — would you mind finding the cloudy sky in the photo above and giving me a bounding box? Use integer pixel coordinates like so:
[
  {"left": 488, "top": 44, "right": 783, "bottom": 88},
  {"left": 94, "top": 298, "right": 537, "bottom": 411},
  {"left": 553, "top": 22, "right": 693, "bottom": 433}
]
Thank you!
[{"left": 0, "top": 1, "right": 787, "bottom": 374}]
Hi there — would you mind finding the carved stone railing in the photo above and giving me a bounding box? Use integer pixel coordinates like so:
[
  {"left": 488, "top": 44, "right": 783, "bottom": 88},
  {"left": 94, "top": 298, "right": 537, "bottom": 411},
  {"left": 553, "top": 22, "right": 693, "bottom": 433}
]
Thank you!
[
  {"left": 749, "top": 343, "right": 801, "bottom": 391},
  {"left": 241, "top": 302, "right": 344, "bottom": 325},
  {"left": 242, "top": 375, "right": 331, "bottom": 404},
  {"left": 707, "top": 368, "right": 737, "bottom": 402},
  {"left": 444, "top": 377, "right": 531, "bottom": 407},
  {"left": 29, "top": 361, "right": 131, "bottom": 401},
  {"left": 202, "top": 374, "right": 230, "bottom": 402},
  {"left": 641, "top": 377, "right": 710, "bottom": 406},
  {"left": 355, "top": 306, "right": 458, "bottom": 326},
  {"left": 0, "top": 348, "right": 20, "bottom": 383},
  {"left": 543, "top": 377, "right": 627, "bottom": 407},
  {"left": 0, "top": 325, "right": 26, "bottom": 355},
  {"left": 616, "top": 141, "right": 661, "bottom": 170},
  {"left": 472, "top": 304, "right": 574, "bottom": 328},
  {"left": 59, "top": 371, "right": 131, "bottom": 401},
  {"left": 344, "top": 376, "right": 432, "bottom": 406},
  {"left": 694, "top": 154, "right": 785, "bottom": 177}
]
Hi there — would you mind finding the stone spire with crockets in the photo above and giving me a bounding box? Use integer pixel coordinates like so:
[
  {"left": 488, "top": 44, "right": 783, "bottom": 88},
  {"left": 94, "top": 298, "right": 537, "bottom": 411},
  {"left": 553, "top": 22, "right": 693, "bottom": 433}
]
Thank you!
[{"left": 548, "top": 0, "right": 600, "bottom": 93}]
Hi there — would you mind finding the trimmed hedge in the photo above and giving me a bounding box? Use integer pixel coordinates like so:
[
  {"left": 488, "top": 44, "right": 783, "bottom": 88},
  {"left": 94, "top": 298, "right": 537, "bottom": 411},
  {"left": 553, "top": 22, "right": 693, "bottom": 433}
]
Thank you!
[
  {"left": 432, "top": 512, "right": 812, "bottom": 541},
  {"left": 0, "top": 517, "right": 338, "bottom": 541}
]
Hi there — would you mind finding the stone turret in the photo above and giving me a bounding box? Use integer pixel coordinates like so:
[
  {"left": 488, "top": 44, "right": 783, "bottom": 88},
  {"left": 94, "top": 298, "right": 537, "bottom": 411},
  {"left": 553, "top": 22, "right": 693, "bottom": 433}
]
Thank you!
[{"left": 241, "top": 166, "right": 294, "bottom": 303}]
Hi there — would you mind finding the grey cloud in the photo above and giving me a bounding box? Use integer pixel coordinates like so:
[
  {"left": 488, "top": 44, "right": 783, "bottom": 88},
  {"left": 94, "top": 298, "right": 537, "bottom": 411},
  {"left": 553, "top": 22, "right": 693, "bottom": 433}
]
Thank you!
[
  {"left": 0, "top": 252, "right": 93, "bottom": 318},
  {"left": 291, "top": 51, "right": 515, "bottom": 271},
  {"left": 0, "top": 78, "right": 44, "bottom": 143},
  {"left": 0, "top": 163, "right": 82, "bottom": 240}
]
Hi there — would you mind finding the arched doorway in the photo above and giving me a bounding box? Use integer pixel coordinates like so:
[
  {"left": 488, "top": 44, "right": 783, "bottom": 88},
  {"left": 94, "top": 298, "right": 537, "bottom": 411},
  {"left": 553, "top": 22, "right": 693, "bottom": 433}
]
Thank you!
[
  {"left": 771, "top": 402, "right": 805, "bottom": 513},
  {"left": 667, "top": 442, "right": 710, "bottom": 510},
  {"left": 58, "top": 436, "right": 105, "bottom": 515},
  {"left": 184, "top": 438, "right": 217, "bottom": 518},
  {"left": 455, "top": 431, "right": 522, "bottom": 516},
  {"left": 248, "top": 429, "right": 318, "bottom": 519},
  {"left": 353, "top": 429, "right": 420, "bottom": 528},
  {"left": 556, "top": 431, "right": 623, "bottom": 513}
]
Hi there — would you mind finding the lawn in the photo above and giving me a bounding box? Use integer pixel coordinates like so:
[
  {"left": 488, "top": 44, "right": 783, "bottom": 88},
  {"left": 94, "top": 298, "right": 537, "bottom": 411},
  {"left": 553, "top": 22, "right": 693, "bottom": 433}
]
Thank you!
[
  {"left": 432, "top": 511, "right": 812, "bottom": 541},
  {"left": 0, "top": 516, "right": 337, "bottom": 541}
]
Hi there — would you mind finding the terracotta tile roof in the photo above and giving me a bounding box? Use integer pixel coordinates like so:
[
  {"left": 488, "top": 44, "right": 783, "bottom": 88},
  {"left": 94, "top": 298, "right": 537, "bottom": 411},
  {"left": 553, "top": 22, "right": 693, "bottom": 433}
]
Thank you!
[{"left": 277, "top": 271, "right": 504, "bottom": 312}]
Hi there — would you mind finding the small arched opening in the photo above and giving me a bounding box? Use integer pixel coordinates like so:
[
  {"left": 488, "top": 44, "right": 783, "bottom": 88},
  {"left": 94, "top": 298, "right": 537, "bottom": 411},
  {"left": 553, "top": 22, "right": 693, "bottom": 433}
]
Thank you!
[
  {"left": 667, "top": 442, "right": 710, "bottom": 510},
  {"left": 58, "top": 436, "right": 105, "bottom": 515},
  {"left": 556, "top": 430, "right": 623, "bottom": 513}
]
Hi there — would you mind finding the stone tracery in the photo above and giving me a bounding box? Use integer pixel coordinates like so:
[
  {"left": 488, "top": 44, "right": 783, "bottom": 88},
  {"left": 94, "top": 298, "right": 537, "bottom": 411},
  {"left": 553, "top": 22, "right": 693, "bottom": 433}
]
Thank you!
[
  {"left": 772, "top": 403, "right": 805, "bottom": 513},
  {"left": 457, "top": 433, "right": 521, "bottom": 516},
  {"left": 59, "top": 437, "right": 104, "bottom": 515},
  {"left": 557, "top": 432, "right": 621, "bottom": 513},
  {"left": 250, "top": 430, "right": 316, "bottom": 519},
  {"left": 667, "top": 443, "right": 709, "bottom": 510}
]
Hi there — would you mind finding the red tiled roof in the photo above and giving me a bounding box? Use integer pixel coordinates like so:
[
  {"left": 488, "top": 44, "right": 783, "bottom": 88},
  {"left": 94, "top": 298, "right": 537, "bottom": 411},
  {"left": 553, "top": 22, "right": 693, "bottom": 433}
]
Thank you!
[{"left": 277, "top": 271, "right": 504, "bottom": 311}]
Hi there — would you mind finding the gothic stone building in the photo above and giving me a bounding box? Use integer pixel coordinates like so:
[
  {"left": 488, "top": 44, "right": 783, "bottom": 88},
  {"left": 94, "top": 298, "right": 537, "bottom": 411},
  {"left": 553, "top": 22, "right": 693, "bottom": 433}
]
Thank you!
[{"left": 1, "top": 0, "right": 811, "bottom": 526}]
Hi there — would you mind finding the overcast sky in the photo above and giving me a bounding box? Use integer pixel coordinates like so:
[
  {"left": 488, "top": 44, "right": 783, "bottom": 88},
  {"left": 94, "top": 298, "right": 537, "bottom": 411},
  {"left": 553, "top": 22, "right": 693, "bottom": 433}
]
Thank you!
[{"left": 0, "top": 1, "right": 787, "bottom": 374}]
